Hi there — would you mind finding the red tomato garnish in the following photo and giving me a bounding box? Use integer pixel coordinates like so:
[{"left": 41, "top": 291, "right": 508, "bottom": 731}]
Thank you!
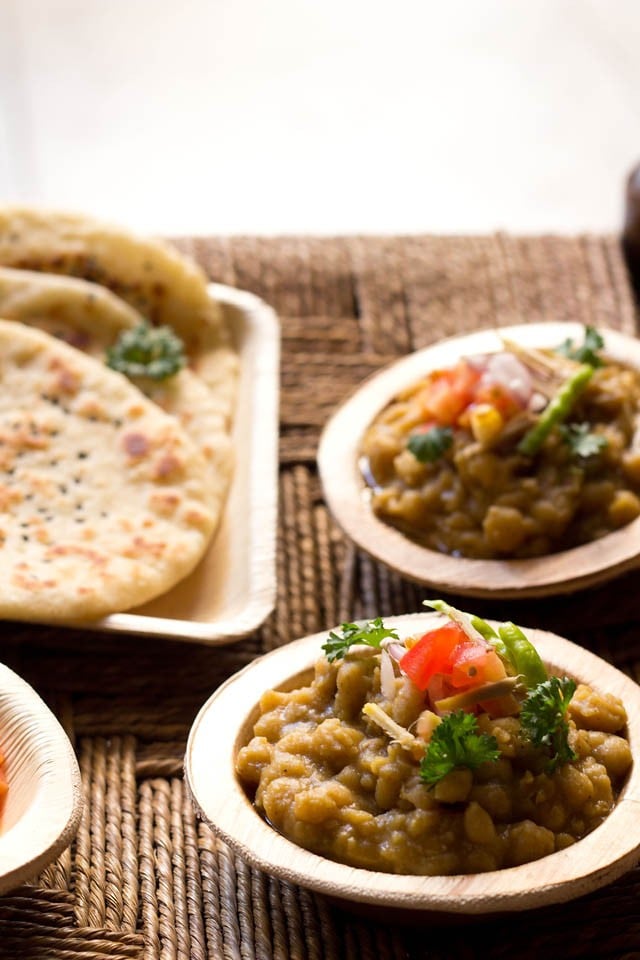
[
  {"left": 399, "top": 622, "right": 466, "bottom": 690},
  {"left": 448, "top": 641, "right": 490, "bottom": 688},
  {"left": 482, "top": 650, "right": 509, "bottom": 683},
  {"left": 449, "top": 644, "right": 507, "bottom": 689},
  {"left": 418, "top": 361, "right": 481, "bottom": 427},
  {"left": 473, "top": 381, "right": 523, "bottom": 420},
  {"left": 413, "top": 419, "right": 438, "bottom": 434},
  {"left": 426, "top": 673, "right": 456, "bottom": 706},
  {"left": 400, "top": 621, "right": 508, "bottom": 700}
]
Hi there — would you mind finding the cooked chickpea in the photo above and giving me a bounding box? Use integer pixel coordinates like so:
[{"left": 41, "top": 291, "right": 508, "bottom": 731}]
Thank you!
[
  {"left": 504, "top": 821, "right": 555, "bottom": 867},
  {"left": 483, "top": 505, "right": 530, "bottom": 553},
  {"left": 362, "top": 353, "right": 640, "bottom": 558},
  {"left": 581, "top": 731, "right": 632, "bottom": 779},
  {"left": 238, "top": 639, "right": 631, "bottom": 876},
  {"left": 434, "top": 768, "right": 473, "bottom": 804},
  {"left": 569, "top": 684, "right": 628, "bottom": 733},
  {"left": 464, "top": 802, "right": 497, "bottom": 844}
]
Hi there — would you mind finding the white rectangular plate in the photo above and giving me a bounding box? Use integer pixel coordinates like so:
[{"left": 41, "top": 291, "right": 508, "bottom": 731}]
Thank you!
[{"left": 72, "top": 283, "right": 279, "bottom": 643}]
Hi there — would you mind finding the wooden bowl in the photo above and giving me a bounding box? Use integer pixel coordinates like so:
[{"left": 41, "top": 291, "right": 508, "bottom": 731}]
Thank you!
[
  {"left": 185, "top": 613, "right": 640, "bottom": 915},
  {"left": 0, "top": 663, "right": 82, "bottom": 892},
  {"left": 318, "top": 322, "right": 640, "bottom": 598}
]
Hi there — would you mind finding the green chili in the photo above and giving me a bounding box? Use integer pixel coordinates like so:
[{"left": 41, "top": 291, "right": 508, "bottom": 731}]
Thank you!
[
  {"left": 498, "top": 622, "right": 548, "bottom": 689},
  {"left": 425, "top": 600, "right": 511, "bottom": 663},
  {"left": 517, "top": 364, "right": 595, "bottom": 457},
  {"left": 469, "top": 615, "right": 497, "bottom": 640},
  {"left": 470, "top": 615, "right": 511, "bottom": 661}
]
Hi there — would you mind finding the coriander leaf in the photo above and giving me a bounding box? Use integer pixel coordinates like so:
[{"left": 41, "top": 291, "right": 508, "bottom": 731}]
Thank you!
[
  {"left": 559, "top": 422, "right": 608, "bottom": 459},
  {"left": 321, "top": 617, "right": 399, "bottom": 663},
  {"left": 107, "top": 322, "right": 186, "bottom": 380},
  {"left": 520, "top": 676, "right": 577, "bottom": 770},
  {"left": 407, "top": 426, "right": 453, "bottom": 463},
  {"left": 419, "top": 711, "right": 500, "bottom": 786},
  {"left": 556, "top": 325, "right": 604, "bottom": 367}
]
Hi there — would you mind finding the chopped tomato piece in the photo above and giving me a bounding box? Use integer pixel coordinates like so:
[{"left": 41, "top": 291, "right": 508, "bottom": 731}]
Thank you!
[
  {"left": 449, "top": 641, "right": 489, "bottom": 688},
  {"left": 452, "top": 360, "right": 483, "bottom": 400},
  {"left": 413, "top": 419, "right": 438, "bottom": 434},
  {"left": 418, "top": 361, "right": 481, "bottom": 427},
  {"left": 473, "top": 381, "right": 523, "bottom": 420},
  {"left": 481, "top": 650, "right": 509, "bottom": 683},
  {"left": 426, "top": 673, "right": 456, "bottom": 707},
  {"left": 449, "top": 645, "right": 507, "bottom": 689},
  {"left": 399, "top": 622, "right": 466, "bottom": 690}
]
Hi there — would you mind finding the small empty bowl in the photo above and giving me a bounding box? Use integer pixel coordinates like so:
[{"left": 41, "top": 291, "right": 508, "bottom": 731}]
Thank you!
[{"left": 0, "top": 663, "right": 82, "bottom": 892}]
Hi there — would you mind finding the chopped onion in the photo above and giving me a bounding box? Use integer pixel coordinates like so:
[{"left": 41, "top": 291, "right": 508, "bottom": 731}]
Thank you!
[
  {"left": 481, "top": 352, "right": 533, "bottom": 406},
  {"left": 529, "top": 391, "right": 548, "bottom": 412},
  {"left": 380, "top": 649, "right": 396, "bottom": 700},
  {"left": 416, "top": 709, "right": 441, "bottom": 743},
  {"left": 466, "top": 353, "right": 490, "bottom": 372},
  {"left": 383, "top": 641, "right": 408, "bottom": 663}
]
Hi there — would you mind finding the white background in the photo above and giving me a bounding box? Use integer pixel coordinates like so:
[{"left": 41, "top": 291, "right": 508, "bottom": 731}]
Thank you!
[{"left": 0, "top": 0, "right": 638, "bottom": 235}]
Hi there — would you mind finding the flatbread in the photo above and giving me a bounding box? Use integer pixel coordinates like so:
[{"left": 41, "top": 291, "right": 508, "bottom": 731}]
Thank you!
[
  {"left": 0, "top": 207, "right": 221, "bottom": 333},
  {"left": 0, "top": 264, "right": 143, "bottom": 342},
  {"left": 0, "top": 319, "right": 219, "bottom": 622},
  {"left": 0, "top": 267, "right": 233, "bottom": 504},
  {"left": 0, "top": 208, "right": 238, "bottom": 425}
]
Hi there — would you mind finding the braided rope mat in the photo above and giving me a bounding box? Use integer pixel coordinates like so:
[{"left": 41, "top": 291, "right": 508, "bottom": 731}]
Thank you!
[{"left": 1, "top": 234, "right": 640, "bottom": 959}]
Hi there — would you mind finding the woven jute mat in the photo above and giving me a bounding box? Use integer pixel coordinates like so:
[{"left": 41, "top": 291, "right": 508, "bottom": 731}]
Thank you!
[{"left": 1, "top": 234, "right": 640, "bottom": 959}]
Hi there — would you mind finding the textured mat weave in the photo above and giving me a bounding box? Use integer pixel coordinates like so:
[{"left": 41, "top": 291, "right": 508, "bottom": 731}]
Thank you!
[{"left": 1, "top": 234, "right": 639, "bottom": 959}]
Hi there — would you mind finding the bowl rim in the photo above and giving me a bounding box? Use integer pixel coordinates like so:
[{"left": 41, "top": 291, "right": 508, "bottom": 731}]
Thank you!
[
  {"left": 317, "top": 321, "right": 640, "bottom": 598},
  {"left": 0, "top": 662, "right": 83, "bottom": 893},
  {"left": 185, "top": 612, "right": 640, "bottom": 914}
]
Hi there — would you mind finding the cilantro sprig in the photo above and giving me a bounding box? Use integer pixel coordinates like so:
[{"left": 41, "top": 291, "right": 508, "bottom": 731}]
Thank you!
[
  {"left": 407, "top": 426, "right": 453, "bottom": 463},
  {"left": 556, "top": 325, "right": 604, "bottom": 367},
  {"left": 520, "top": 676, "right": 577, "bottom": 770},
  {"left": 321, "top": 617, "right": 399, "bottom": 663},
  {"left": 419, "top": 711, "right": 500, "bottom": 786},
  {"left": 559, "top": 422, "right": 608, "bottom": 460},
  {"left": 107, "top": 322, "right": 186, "bottom": 380}
]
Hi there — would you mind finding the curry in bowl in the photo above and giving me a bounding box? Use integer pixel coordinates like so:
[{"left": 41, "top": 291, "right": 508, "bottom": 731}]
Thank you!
[
  {"left": 236, "top": 602, "right": 632, "bottom": 876},
  {"left": 360, "top": 327, "right": 640, "bottom": 559}
]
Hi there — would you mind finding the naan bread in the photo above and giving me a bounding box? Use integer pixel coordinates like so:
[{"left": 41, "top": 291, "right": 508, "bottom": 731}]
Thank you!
[
  {"left": 0, "top": 207, "right": 221, "bottom": 333},
  {"left": 0, "top": 320, "right": 219, "bottom": 622},
  {"left": 0, "top": 208, "right": 238, "bottom": 424},
  {"left": 0, "top": 265, "right": 145, "bottom": 351},
  {"left": 0, "top": 267, "right": 233, "bottom": 504}
]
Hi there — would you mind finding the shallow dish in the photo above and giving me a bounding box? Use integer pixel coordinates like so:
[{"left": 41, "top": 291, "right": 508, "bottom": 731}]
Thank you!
[
  {"left": 185, "top": 612, "right": 640, "bottom": 914},
  {"left": 60, "top": 283, "right": 279, "bottom": 643},
  {"left": 318, "top": 322, "right": 640, "bottom": 598},
  {"left": 0, "top": 662, "right": 82, "bottom": 893}
]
